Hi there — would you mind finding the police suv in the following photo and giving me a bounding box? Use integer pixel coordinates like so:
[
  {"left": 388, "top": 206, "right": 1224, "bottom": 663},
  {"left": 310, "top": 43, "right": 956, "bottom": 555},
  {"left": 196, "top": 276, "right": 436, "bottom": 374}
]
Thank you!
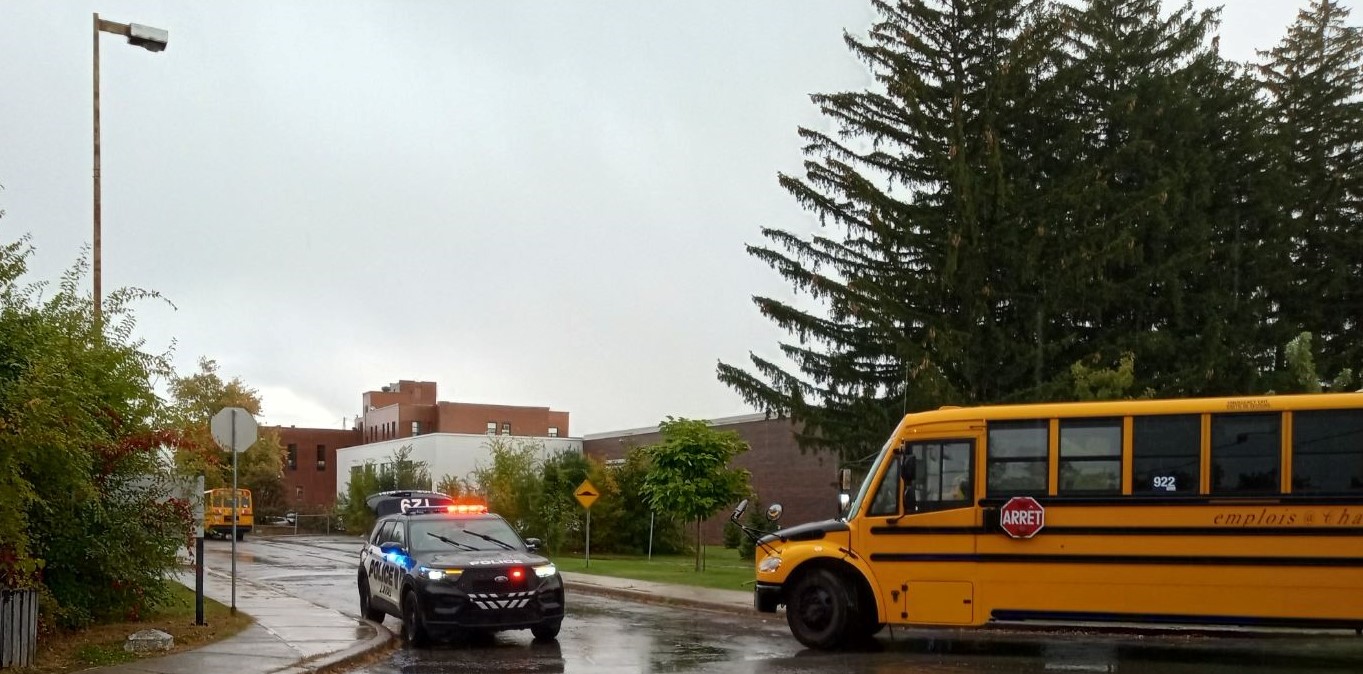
[{"left": 357, "top": 491, "right": 565, "bottom": 646}]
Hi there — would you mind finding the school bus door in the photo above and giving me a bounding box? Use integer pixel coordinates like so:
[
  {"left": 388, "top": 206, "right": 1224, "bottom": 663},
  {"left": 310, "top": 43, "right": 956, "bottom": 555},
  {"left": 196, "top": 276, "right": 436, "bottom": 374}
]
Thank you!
[{"left": 855, "top": 434, "right": 981, "bottom": 626}]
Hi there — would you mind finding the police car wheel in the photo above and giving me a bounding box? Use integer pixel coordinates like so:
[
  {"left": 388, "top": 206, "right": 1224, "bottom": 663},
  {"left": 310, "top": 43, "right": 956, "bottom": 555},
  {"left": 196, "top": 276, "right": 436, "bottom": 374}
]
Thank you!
[
  {"left": 358, "top": 578, "right": 385, "bottom": 622},
  {"left": 401, "top": 590, "right": 431, "bottom": 647},
  {"left": 530, "top": 619, "right": 561, "bottom": 641}
]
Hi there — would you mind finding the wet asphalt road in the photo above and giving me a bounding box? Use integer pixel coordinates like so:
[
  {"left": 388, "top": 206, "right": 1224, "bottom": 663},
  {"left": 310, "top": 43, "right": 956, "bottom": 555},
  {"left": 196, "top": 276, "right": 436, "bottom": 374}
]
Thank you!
[{"left": 202, "top": 535, "right": 1363, "bottom": 673}]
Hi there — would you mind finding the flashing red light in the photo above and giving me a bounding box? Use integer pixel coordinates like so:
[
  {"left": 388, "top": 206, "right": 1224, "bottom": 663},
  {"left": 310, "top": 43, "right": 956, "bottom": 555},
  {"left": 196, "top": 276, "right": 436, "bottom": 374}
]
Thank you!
[
  {"left": 511, "top": 568, "right": 525, "bottom": 580},
  {"left": 445, "top": 504, "right": 488, "bottom": 514}
]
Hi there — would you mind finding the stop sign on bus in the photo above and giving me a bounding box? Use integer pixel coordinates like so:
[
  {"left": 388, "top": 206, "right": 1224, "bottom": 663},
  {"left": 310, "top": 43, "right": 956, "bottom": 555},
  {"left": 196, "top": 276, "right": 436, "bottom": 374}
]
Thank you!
[{"left": 999, "top": 496, "right": 1045, "bottom": 539}]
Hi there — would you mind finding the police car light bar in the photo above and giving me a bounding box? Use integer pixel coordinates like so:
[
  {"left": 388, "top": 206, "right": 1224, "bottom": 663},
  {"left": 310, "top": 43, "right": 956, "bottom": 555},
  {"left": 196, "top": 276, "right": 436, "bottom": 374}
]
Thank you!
[{"left": 403, "top": 504, "right": 488, "bottom": 516}]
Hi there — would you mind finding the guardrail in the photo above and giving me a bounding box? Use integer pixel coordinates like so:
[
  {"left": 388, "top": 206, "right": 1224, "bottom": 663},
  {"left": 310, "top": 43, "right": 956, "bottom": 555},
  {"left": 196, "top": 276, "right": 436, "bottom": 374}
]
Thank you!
[
  {"left": 286, "top": 513, "right": 339, "bottom": 534},
  {"left": 0, "top": 589, "right": 37, "bottom": 668}
]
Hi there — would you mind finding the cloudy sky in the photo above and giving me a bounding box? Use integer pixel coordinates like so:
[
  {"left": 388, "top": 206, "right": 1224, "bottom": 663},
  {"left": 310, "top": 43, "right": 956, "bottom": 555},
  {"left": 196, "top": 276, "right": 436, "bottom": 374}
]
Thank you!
[{"left": 0, "top": 1, "right": 1310, "bottom": 435}]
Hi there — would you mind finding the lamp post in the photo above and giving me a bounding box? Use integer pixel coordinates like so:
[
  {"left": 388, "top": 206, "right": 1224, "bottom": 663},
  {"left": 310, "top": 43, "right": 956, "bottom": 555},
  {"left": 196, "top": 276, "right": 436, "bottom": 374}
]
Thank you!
[{"left": 93, "top": 13, "right": 168, "bottom": 325}]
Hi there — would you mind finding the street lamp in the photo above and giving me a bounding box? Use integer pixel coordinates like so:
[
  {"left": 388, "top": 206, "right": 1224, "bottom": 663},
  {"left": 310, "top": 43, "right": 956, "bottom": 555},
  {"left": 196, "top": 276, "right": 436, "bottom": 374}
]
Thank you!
[{"left": 93, "top": 13, "right": 168, "bottom": 325}]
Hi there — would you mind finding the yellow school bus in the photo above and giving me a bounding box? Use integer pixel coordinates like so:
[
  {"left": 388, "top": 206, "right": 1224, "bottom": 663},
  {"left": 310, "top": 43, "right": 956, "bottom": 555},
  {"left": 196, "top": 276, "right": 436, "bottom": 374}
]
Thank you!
[
  {"left": 746, "top": 393, "right": 1363, "bottom": 649},
  {"left": 204, "top": 488, "right": 253, "bottom": 540}
]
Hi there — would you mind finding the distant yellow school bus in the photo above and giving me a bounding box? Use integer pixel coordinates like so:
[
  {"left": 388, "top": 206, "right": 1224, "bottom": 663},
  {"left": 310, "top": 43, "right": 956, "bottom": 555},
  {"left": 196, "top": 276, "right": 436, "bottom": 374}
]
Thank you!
[
  {"left": 204, "top": 488, "right": 253, "bottom": 541},
  {"left": 749, "top": 393, "right": 1363, "bottom": 649}
]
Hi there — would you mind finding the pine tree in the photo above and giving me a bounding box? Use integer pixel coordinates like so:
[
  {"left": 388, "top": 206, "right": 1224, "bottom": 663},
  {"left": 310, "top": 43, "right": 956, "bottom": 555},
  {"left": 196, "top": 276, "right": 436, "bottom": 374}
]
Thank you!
[
  {"left": 717, "top": 0, "right": 1056, "bottom": 462},
  {"left": 1257, "top": 0, "right": 1363, "bottom": 380},
  {"left": 1035, "top": 0, "right": 1274, "bottom": 395}
]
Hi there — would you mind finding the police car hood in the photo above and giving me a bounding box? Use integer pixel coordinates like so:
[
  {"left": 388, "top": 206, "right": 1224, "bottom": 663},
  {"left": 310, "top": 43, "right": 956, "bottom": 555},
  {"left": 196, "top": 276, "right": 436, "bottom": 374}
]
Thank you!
[{"left": 422, "top": 549, "right": 550, "bottom": 568}]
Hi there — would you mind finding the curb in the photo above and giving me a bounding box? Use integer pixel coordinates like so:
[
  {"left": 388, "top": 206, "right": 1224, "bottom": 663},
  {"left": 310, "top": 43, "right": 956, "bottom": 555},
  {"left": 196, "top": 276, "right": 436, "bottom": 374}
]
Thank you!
[{"left": 274, "top": 620, "right": 396, "bottom": 674}]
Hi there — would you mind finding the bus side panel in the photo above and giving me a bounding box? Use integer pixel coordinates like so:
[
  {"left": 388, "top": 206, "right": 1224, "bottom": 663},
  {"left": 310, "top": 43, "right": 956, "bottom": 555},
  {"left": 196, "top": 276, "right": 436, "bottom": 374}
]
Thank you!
[
  {"left": 973, "top": 561, "right": 1363, "bottom": 625},
  {"left": 904, "top": 580, "right": 974, "bottom": 625}
]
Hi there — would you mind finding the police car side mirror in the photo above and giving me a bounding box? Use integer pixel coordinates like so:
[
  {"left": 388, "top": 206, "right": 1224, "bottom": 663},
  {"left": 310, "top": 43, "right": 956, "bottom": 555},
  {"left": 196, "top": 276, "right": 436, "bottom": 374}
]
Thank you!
[
  {"left": 379, "top": 541, "right": 404, "bottom": 556},
  {"left": 525, "top": 537, "right": 542, "bottom": 553}
]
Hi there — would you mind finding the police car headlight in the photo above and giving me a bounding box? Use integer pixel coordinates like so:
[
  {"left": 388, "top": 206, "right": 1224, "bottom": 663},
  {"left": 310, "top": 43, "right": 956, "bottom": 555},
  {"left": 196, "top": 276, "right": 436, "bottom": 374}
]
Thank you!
[
  {"left": 420, "top": 567, "right": 461, "bottom": 581},
  {"left": 533, "top": 563, "right": 558, "bottom": 578},
  {"left": 758, "top": 556, "right": 782, "bottom": 574}
]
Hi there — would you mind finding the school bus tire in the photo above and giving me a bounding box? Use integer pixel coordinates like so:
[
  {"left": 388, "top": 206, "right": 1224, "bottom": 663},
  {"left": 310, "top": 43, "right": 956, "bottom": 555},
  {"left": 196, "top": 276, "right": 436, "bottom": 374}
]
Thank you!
[
  {"left": 235, "top": 530, "right": 246, "bottom": 542},
  {"left": 786, "top": 567, "right": 858, "bottom": 650}
]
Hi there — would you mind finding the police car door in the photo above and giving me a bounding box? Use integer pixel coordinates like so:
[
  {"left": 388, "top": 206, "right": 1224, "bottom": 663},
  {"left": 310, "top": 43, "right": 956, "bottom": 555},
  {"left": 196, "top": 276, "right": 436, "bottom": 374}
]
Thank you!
[
  {"left": 367, "top": 521, "right": 398, "bottom": 607},
  {"left": 386, "top": 520, "right": 409, "bottom": 606}
]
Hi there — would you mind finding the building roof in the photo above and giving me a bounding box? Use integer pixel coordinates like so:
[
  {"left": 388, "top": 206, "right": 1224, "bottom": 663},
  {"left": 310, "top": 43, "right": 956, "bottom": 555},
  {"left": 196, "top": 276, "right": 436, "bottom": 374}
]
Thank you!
[{"left": 581, "top": 412, "right": 776, "bottom": 441}]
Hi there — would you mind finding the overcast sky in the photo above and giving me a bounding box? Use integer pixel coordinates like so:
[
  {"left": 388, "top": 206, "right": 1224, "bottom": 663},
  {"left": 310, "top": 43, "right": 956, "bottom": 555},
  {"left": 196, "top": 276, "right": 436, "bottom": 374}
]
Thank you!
[{"left": 0, "top": 1, "right": 1311, "bottom": 435}]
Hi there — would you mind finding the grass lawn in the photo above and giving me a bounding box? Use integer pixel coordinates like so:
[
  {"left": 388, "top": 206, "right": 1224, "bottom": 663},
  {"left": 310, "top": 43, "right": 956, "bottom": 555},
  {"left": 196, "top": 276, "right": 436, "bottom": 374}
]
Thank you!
[
  {"left": 29, "top": 582, "right": 253, "bottom": 673},
  {"left": 553, "top": 545, "right": 757, "bottom": 593}
]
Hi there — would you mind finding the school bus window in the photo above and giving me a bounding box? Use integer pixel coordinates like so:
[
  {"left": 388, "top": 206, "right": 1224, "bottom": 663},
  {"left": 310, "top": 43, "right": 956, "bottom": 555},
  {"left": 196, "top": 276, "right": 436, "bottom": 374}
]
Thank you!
[
  {"left": 1132, "top": 414, "right": 1200, "bottom": 494},
  {"left": 987, "top": 420, "right": 1048, "bottom": 496},
  {"left": 866, "top": 455, "right": 903, "bottom": 517},
  {"left": 1211, "top": 413, "right": 1281, "bottom": 494},
  {"left": 1292, "top": 409, "right": 1363, "bottom": 493},
  {"left": 1058, "top": 418, "right": 1121, "bottom": 494},
  {"left": 908, "top": 440, "right": 974, "bottom": 509}
]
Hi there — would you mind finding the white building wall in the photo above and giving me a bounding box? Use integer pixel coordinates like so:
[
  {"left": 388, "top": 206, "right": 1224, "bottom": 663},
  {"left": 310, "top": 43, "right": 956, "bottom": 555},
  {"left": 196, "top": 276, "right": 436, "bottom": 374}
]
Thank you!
[{"left": 335, "top": 434, "right": 582, "bottom": 497}]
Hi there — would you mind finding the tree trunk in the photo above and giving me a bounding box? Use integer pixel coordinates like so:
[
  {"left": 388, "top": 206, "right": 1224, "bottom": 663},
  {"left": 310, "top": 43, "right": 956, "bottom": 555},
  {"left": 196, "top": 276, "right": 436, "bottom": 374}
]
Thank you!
[{"left": 694, "top": 516, "right": 702, "bottom": 572}]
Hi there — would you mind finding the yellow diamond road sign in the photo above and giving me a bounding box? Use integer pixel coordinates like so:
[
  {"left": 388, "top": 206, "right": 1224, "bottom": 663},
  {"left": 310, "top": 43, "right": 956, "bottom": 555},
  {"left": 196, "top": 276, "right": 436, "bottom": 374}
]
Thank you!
[{"left": 574, "top": 479, "right": 599, "bottom": 509}]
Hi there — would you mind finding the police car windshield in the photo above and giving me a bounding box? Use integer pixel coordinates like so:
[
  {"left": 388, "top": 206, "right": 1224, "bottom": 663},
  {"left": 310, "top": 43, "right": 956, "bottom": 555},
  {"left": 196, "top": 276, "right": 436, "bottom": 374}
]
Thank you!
[{"left": 410, "top": 519, "right": 525, "bottom": 554}]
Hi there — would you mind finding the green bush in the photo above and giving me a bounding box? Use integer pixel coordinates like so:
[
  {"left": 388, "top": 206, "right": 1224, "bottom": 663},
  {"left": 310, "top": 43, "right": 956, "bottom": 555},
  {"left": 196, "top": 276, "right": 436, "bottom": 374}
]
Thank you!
[
  {"left": 722, "top": 520, "right": 742, "bottom": 549},
  {"left": 0, "top": 236, "right": 194, "bottom": 628}
]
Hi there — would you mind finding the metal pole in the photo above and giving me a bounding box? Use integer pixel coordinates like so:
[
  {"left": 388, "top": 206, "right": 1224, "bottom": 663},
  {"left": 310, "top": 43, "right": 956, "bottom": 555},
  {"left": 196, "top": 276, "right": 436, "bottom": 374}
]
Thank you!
[
  {"left": 230, "top": 409, "right": 237, "bottom": 616},
  {"left": 92, "top": 13, "right": 102, "bottom": 326},
  {"left": 647, "top": 511, "right": 654, "bottom": 560},
  {"left": 195, "top": 535, "right": 205, "bottom": 625},
  {"left": 585, "top": 509, "right": 591, "bottom": 569}
]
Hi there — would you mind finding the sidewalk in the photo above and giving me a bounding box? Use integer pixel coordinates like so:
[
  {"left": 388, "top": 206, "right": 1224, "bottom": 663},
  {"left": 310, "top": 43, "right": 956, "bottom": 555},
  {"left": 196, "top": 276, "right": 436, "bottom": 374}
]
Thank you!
[{"left": 88, "top": 567, "right": 391, "bottom": 674}]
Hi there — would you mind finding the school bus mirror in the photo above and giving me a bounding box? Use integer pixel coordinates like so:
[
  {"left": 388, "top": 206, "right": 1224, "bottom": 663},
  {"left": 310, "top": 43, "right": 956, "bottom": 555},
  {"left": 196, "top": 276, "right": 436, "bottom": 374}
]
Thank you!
[
  {"left": 731, "top": 499, "right": 749, "bottom": 523},
  {"left": 838, "top": 493, "right": 851, "bottom": 515},
  {"left": 838, "top": 468, "right": 852, "bottom": 491},
  {"left": 767, "top": 503, "right": 784, "bottom": 523}
]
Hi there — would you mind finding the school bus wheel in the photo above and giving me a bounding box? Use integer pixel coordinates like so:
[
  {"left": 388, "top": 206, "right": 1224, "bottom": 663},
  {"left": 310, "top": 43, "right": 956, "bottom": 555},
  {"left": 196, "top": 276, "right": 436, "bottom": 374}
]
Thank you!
[{"left": 786, "top": 567, "right": 859, "bottom": 650}]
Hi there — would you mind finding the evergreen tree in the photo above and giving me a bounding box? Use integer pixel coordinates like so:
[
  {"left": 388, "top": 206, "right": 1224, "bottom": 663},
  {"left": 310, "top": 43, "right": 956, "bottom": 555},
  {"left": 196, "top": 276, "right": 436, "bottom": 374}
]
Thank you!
[
  {"left": 1257, "top": 0, "right": 1363, "bottom": 379},
  {"left": 1041, "top": 0, "right": 1269, "bottom": 396},
  {"left": 718, "top": 0, "right": 1056, "bottom": 463}
]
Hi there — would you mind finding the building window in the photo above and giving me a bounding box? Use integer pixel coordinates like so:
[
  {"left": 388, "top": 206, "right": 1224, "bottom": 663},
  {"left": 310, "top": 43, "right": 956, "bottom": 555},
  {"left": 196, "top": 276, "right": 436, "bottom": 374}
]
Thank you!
[
  {"left": 487, "top": 421, "right": 497, "bottom": 434},
  {"left": 548, "top": 427, "right": 559, "bottom": 438},
  {"left": 987, "top": 420, "right": 1049, "bottom": 496},
  {"left": 1133, "top": 414, "right": 1200, "bottom": 494},
  {"left": 502, "top": 422, "right": 511, "bottom": 435},
  {"left": 411, "top": 421, "right": 421, "bottom": 436},
  {"left": 295, "top": 486, "right": 303, "bottom": 501},
  {"left": 316, "top": 445, "right": 327, "bottom": 471},
  {"left": 1058, "top": 418, "right": 1122, "bottom": 495},
  {"left": 1211, "top": 413, "right": 1281, "bottom": 494},
  {"left": 286, "top": 443, "right": 298, "bottom": 470}
]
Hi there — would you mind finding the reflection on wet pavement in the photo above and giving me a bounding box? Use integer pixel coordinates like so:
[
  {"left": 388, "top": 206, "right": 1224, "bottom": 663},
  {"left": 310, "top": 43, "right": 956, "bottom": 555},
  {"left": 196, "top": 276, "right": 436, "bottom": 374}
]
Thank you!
[{"left": 217, "top": 537, "right": 1363, "bottom": 674}]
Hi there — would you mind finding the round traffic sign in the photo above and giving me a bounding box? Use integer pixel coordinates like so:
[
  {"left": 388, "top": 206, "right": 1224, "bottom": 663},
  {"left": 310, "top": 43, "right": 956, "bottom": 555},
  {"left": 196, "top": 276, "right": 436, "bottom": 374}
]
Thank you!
[{"left": 999, "top": 496, "right": 1045, "bottom": 539}]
